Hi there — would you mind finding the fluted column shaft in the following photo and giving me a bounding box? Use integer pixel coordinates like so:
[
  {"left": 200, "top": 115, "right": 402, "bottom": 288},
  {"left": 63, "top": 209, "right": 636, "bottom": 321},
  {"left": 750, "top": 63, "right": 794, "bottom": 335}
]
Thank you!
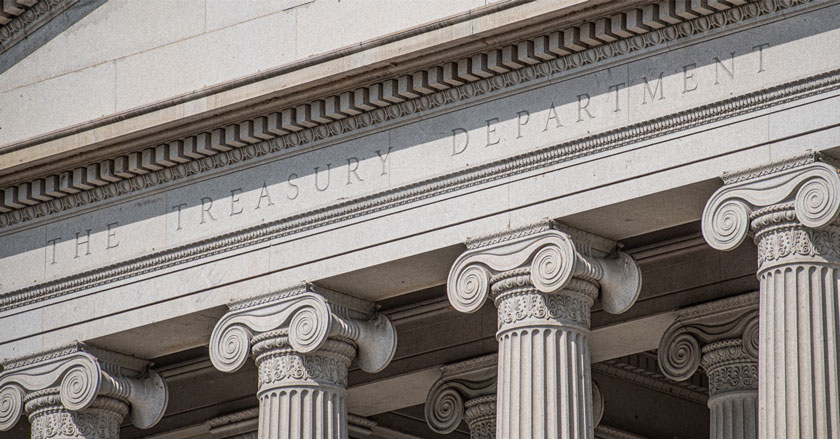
[
  {"left": 209, "top": 284, "right": 397, "bottom": 439},
  {"left": 494, "top": 272, "right": 598, "bottom": 439},
  {"left": 702, "top": 340, "right": 758, "bottom": 439},
  {"left": 253, "top": 333, "right": 354, "bottom": 439},
  {"left": 755, "top": 220, "right": 840, "bottom": 438},
  {"left": 701, "top": 154, "right": 840, "bottom": 438},
  {"left": 446, "top": 222, "right": 640, "bottom": 439}
]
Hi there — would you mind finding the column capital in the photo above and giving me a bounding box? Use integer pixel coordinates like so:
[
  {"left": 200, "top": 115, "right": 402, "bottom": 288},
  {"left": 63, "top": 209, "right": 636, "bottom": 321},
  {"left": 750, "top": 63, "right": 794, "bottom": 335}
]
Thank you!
[
  {"left": 209, "top": 282, "right": 397, "bottom": 375},
  {"left": 425, "top": 354, "right": 603, "bottom": 438},
  {"left": 657, "top": 292, "right": 759, "bottom": 383},
  {"left": 447, "top": 220, "right": 641, "bottom": 317},
  {"left": 424, "top": 354, "right": 497, "bottom": 435},
  {"left": 702, "top": 151, "right": 840, "bottom": 251},
  {"left": 0, "top": 342, "right": 169, "bottom": 432}
]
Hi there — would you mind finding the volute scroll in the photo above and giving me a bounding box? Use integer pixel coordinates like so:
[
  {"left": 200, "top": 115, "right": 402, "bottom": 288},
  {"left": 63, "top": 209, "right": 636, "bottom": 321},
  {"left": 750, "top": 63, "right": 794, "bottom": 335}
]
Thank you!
[
  {"left": 703, "top": 158, "right": 840, "bottom": 251},
  {"left": 448, "top": 227, "right": 642, "bottom": 315},
  {"left": 210, "top": 284, "right": 398, "bottom": 375},
  {"left": 0, "top": 343, "right": 169, "bottom": 432}
]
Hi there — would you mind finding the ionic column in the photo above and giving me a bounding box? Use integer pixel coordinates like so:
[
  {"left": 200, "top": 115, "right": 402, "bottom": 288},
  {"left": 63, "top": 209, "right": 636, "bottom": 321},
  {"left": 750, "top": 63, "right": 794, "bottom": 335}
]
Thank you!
[
  {"left": 209, "top": 283, "right": 398, "bottom": 439},
  {"left": 658, "top": 293, "right": 760, "bottom": 439},
  {"left": 447, "top": 221, "right": 641, "bottom": 439},
  {"left": 0, "top": 343, "right": 169, "bottom": 439},
  {"left": 702, "top": 152, "right": 840, "bottom": 438},
  {"left": 425, "top": 354, "right": 605, "bottom": 439}
]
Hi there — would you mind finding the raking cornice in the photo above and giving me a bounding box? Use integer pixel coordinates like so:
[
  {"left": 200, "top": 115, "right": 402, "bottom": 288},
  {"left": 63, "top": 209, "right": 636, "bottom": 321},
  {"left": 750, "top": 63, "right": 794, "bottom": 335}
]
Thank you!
[{"left": 0, "top": 0, "right": 826, "bottom": 228}]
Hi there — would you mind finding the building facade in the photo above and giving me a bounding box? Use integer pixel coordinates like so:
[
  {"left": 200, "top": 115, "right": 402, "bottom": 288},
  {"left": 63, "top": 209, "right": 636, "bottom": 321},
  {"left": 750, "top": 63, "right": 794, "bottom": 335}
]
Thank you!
[{"left": 0, "top": 0, "right": 839, "bottom": 438}]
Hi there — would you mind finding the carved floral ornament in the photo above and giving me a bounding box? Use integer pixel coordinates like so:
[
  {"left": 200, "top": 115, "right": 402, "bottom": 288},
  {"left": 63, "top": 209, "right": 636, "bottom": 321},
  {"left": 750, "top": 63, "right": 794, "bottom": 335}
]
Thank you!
[
  {"left": 701, "top": 152, "right": 840, "bottom": 252},
  {"left": 209, "top": 283, "right": 397, "bottom": 376},
  {"left": 447, "top": 222, "right": 642, "bottom": 317},
  {"left": 657, "top": 292, "right": 759, "bottom": 383},
  {"left": 0, "top": 343, "right": 168, "bottom": 432}
]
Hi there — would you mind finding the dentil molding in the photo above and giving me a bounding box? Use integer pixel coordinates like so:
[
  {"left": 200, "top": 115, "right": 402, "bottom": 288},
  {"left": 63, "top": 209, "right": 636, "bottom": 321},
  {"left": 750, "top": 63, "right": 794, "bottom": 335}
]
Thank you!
[
  {"left": 0, "top": 0, "right": 827, "bottom": 224},
  {"left": 3, "top": 0, "right": 839, "bottom": 313}
]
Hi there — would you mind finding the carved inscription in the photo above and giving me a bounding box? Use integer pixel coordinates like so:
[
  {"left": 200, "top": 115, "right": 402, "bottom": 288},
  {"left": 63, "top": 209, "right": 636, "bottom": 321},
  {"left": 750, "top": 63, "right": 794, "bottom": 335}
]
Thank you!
[
  {"left": 450, "top": 45, "right": 769, "bottom": 157},
  {"left": 44, "top": 221, "right": 122, "bottom": 265},
  {"left": 35, "top": 145, "right": 393, "bottom": 269},
  {"left": 167, "top": 147, "right": 392, "bottom": 235},
  {"left": 20, "top": 39, "right": 772, "bottom": 278}
]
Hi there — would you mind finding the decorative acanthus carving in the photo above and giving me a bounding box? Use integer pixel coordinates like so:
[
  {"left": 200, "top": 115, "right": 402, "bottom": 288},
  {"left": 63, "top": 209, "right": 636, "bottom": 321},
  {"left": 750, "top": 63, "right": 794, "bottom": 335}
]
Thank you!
[
  {"left": 209, "top": 283, "right": 397, "bottom": 439},
  {"left": 447, "top": 220, "right": 642, "bottom": 321},
  {"left": 701, "top": 340, "right": 758, "bottom": 396},
  {"left": 658, "top": 292, "right": 759, "bottom": 383},
  {"left": 209, "top": 283, "right": 397, "bottom": 376},
  {"left": 0, "top": 343, "right": 169, "bottom": 435},
  {"left": 702, "top": 152, "right": 840, "bottom": 256}
]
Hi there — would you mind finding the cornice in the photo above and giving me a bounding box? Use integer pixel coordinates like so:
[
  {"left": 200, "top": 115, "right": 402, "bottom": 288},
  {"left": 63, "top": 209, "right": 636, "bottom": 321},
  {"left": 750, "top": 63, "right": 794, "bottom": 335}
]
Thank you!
[
  {"left": 0, "top": 0, "right": 539, "bottom": 159},
  {"left": 1, "top": 7, "right": 838, "bottom": 310},
  {"left": 0, "top": 0, "right": 78, "bottom": 54},
  {"left": 0, "top": 0, "right": 823, "bottom": 227}
]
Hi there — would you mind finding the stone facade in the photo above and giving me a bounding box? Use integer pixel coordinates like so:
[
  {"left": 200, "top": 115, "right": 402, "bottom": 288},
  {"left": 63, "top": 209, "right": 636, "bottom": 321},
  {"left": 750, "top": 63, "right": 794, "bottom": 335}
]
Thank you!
[{"left": 2, "top": 0, "right": 840, "bottom": 438}]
